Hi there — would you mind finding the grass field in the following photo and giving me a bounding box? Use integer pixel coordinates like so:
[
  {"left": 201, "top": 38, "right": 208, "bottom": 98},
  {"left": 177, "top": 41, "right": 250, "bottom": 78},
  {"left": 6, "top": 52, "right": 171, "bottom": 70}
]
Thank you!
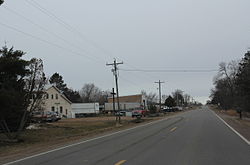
[{"left": 0, "top": 115, "right": 160, "bottom": 163}]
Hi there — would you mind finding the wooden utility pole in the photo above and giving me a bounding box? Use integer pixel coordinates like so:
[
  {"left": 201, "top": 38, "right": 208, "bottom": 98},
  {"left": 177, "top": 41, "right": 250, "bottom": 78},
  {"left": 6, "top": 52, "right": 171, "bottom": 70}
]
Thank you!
[
  {"left": 106, "top": 59, "right": 123, "bottom": 123},
  {"left": 110, "top": 88, "right": 117, "bottom": 121},
  {"left": 155, "top": 80, "right": 164, "bottom": 111}
]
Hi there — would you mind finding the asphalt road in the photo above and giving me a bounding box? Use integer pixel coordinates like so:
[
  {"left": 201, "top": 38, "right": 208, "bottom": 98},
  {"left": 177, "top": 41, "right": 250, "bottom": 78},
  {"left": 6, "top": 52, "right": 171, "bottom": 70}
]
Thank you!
[{"left": 5, "top": 106, "right": 250, "bottom": 165}]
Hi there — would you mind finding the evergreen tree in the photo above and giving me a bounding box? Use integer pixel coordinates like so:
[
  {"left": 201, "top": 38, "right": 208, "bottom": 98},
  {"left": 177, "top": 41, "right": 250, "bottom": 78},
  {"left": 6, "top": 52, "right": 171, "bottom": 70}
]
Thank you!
[
  {"left": 49, "top": 72, "right": 82, "bottom": 103},
  {"left": 0, "top": 46, "right": 46, "bottom": 140},
  {"left": 165, "top": 96, "right": 176, "bottom": 107},
  {"left": 65, "top": 89, "right": 82, "bottom": 103},
  {"left": 49, "top": 72, "right": 67, "bottom": 92},
  {"left": 0, "top": 0, "right": 4, "bottom": 6},
  {"left": 0, "top": 46, "right": 29, "bottom": 133},
  {"left": 236, "top": 51, "right": 250, "bottom": 112}
]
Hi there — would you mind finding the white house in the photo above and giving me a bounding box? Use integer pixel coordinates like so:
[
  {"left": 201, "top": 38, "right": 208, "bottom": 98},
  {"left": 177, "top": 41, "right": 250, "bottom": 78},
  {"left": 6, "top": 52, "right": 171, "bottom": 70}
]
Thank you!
[{"left": 43, "top": 85, "right": 72, "bottom": 118}]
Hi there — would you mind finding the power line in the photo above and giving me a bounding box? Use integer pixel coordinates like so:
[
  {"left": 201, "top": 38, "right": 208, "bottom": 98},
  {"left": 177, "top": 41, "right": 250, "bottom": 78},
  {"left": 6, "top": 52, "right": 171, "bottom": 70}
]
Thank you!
[
  {"left": 3, "top": 5, "right": 106, "bottom": 63},
  {"left": 24, "top": 0, "right": 161, "bottom": 83},
  {"left": 25, "top": 0, "right": 114, "bottom": 61},
  {"left": 0, "top": 22, "right": 103, "bottom": 64},
  {"left": 119, "top": 75, "right": 142, "bottom": 90},
  {"left": 4, "top": 0, "right": 216, "bottom": 90},
  {"left": 25, "top": 0, "right": 73, "bottom": 32},
  {"left": 120, "top": 68, "right": 218, "bottom": 73},
  {"left": 24, "top": 0, "right": 162, "bottom": 83}
]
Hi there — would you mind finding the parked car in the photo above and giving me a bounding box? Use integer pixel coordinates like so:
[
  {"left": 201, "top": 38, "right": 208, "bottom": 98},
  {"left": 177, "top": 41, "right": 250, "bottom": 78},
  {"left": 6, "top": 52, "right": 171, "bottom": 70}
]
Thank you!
[
  {"left": 53, "top": 112, "right": 62, "bottom": 121},
  {"left": 132, "top": 109, "right": 148, "bottom": 118},
  {"left": 162, "top": 107, "right": 175, "bottom": 112},
  {"left": 176, "top": 106, "right": 183, "bottom": 111},
  {"left": 30, "top": 111, "right": 46, "bottom": 123},
  {"left": 31, "top": 111, "right": 58, "bottom": 123},
  {"left": 115, "top": 111, "right": 126, "bottom": 116},
  {"left": 45, "top": 112, "right": 57, "bottom": 122}
]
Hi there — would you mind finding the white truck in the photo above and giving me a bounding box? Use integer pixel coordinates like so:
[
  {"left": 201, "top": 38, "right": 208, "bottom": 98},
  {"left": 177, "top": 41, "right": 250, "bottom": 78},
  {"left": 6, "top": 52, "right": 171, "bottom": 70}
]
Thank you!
[{"left": 71, "top": 103, "right": 99, "bottom": 118}]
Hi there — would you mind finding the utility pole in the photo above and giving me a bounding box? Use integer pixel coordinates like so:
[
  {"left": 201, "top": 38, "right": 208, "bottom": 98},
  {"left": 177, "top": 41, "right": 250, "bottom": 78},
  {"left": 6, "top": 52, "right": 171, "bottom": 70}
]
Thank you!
[
  {"left": 155, "top": 80, "right": 164, "bottom": 111},
  {"left": 177, "top": 93, "right": 179, "bottom": 107},
  {"left": 110, "top": 88, "right": 117, "bottom": 121},
  {"left": 106, "top": 59, "right": 123, "bottom": 124}
]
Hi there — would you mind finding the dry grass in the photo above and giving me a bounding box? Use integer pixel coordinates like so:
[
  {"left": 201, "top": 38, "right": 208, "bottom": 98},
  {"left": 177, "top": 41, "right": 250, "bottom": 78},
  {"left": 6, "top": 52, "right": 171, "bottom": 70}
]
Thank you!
[
  {"left": 0, "top": 115, "right": 160, "bottom": 163},
  {"left": 225, "top": 110, "right": 238, "bottom": 116},
  {"left": 1, "top": 111, "right": 193, "bottom": 164},
  {"left": 209, "top": 105, "right": 238, "bottom": 117},
  {"left": 0, "top": 117, "right": 130, "bottom": 146}
]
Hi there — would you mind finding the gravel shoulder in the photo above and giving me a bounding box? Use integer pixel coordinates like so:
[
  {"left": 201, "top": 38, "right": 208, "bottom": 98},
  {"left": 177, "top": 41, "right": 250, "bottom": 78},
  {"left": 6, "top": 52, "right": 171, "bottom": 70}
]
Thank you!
[{"left": 210, "top": 106, "right": 250, "bottom": 142}]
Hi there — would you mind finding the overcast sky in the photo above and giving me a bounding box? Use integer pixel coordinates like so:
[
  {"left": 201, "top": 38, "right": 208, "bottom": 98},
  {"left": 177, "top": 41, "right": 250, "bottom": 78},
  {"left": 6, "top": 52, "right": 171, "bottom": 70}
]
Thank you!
[{"left": 1, "top": 0, "right": 250, "bottom": 104}]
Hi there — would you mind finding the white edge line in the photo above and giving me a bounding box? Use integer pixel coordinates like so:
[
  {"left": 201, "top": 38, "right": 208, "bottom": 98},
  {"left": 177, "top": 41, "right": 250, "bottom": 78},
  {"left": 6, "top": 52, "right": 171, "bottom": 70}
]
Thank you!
[
  {"left": 3, "top": 116, "right": 172, "bottom": 165},
  {"left": 211, "top": 110, "right": 250, "bottom": 145}
]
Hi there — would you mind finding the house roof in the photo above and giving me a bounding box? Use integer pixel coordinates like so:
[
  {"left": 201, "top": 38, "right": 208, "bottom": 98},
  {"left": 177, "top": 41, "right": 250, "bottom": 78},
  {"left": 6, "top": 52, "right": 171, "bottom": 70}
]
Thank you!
[{"left": 46, "top": 85, "right": 72, "bottom": 104}]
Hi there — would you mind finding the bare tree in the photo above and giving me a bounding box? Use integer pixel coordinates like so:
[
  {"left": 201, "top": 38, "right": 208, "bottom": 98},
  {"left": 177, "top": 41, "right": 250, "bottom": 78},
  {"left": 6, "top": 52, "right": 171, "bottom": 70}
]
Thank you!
[
  {"left": 25, "top": 58, "right": 47, "bottom": 112},
  {"left": 211, "top": 60, "right": 240, "bottom": 109},
  {"left": 161, "top": 95, "right": 168, "bottom": 103},
  {"left": 172, "top": 89, "right": 184, "bottom": 106},
  {"left": 141, "top": 90, "right": 158, "bottom": 105},
  {"left": 16, "top": 58, "right": 46, "bottom": 139},
  {"left": 183, "top": 94, "right": 191, "bottom": 106},
  {"left": 217, "top": 60, "right": 239, "bottom": 90},
  {"left": 80, "top": 83, "right": 102, "bottom": 103},
  {"left": 99, "top": 90, "right": 111, "bottom": 105}
]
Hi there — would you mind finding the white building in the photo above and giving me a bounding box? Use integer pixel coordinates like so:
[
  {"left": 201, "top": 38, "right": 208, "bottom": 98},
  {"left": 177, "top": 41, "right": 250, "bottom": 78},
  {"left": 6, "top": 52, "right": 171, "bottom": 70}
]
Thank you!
[
  {"left": 71, "top": 103, "right": 99, "bottom": 118},
  {"left": 43, "top": 85, "right": 72, "bottom": 118},
  {"left": 105, "top": 94, "right": 147, "bottom": 112}
]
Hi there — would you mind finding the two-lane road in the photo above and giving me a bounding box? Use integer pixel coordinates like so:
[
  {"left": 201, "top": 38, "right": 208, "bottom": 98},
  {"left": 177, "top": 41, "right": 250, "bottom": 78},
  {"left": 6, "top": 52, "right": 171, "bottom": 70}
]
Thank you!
[{"left": 5, "top": 106, "right": 250, "bottom": 165}]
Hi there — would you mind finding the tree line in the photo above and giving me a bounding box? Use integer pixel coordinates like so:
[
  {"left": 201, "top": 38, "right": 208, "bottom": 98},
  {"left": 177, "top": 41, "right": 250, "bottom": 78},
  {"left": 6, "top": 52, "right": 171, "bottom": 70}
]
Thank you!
[
  {"left": 142, "top": 89, "right": 199, "bottom": 113},
  {"left": 210, "top": 51, "right": 250, "bottom": 116},
  {"left": 49, "top": 72, "right": 110, "bottom": 105}
]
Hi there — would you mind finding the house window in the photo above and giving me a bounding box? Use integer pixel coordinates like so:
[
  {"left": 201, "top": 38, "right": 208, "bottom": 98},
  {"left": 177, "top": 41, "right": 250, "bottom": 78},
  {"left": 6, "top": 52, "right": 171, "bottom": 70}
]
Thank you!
[
  {"left": 60, "top": 106, "right": 63, "bottom": 113},
  {"left": 66, "top": 109, "right": 68, "bottom": 115},
  {"left": 51, "top": 94, "right": 54, "bottom": 99},
  {"left": 51, "top": 106, "right": 55, "bottom": 112},
  {"left": 46, "top": 93, "right": 49, "bottom": 99},
  {"left": 56, "top": 94, "right": 58, "bottom": 99}
]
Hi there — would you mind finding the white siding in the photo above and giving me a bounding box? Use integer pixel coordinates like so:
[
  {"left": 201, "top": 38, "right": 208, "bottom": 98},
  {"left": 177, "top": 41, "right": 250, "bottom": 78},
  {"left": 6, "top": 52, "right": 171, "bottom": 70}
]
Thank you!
[
  {"left": 71, "top": 103, "right": 99, "bottom": 118},
  {"left": 43, "top": 87, "right": 72, "bottom": 118}
]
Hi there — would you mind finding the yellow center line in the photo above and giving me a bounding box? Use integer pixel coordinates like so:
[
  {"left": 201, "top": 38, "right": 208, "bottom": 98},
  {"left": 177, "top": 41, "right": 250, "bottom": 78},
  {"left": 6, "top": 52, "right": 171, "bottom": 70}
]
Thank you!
[
  {"left": 115, "top": 160, "right": 127, "bottom": 165},
  {"left": 170, "top": 127, "right": 177, "bottom": 132}
]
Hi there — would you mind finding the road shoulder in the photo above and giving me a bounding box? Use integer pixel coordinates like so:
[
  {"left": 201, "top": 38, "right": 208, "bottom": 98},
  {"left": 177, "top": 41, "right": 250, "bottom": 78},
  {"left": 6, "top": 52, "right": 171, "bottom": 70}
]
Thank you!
[{"left": 209, "top": 106, "right": 250, "bottom": 144}]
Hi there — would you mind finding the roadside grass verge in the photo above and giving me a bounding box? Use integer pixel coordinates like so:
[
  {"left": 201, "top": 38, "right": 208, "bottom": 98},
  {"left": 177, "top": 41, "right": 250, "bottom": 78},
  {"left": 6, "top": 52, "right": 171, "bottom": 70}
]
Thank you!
[
  {"left": 0, "top": 116, "right": 161, "bottom": 163},
  {"left": 0, "top": 109, "right": 194, "bottom": 164},
  {"left": 209, "top": 105, "right": 236, "bottom": 115}
]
